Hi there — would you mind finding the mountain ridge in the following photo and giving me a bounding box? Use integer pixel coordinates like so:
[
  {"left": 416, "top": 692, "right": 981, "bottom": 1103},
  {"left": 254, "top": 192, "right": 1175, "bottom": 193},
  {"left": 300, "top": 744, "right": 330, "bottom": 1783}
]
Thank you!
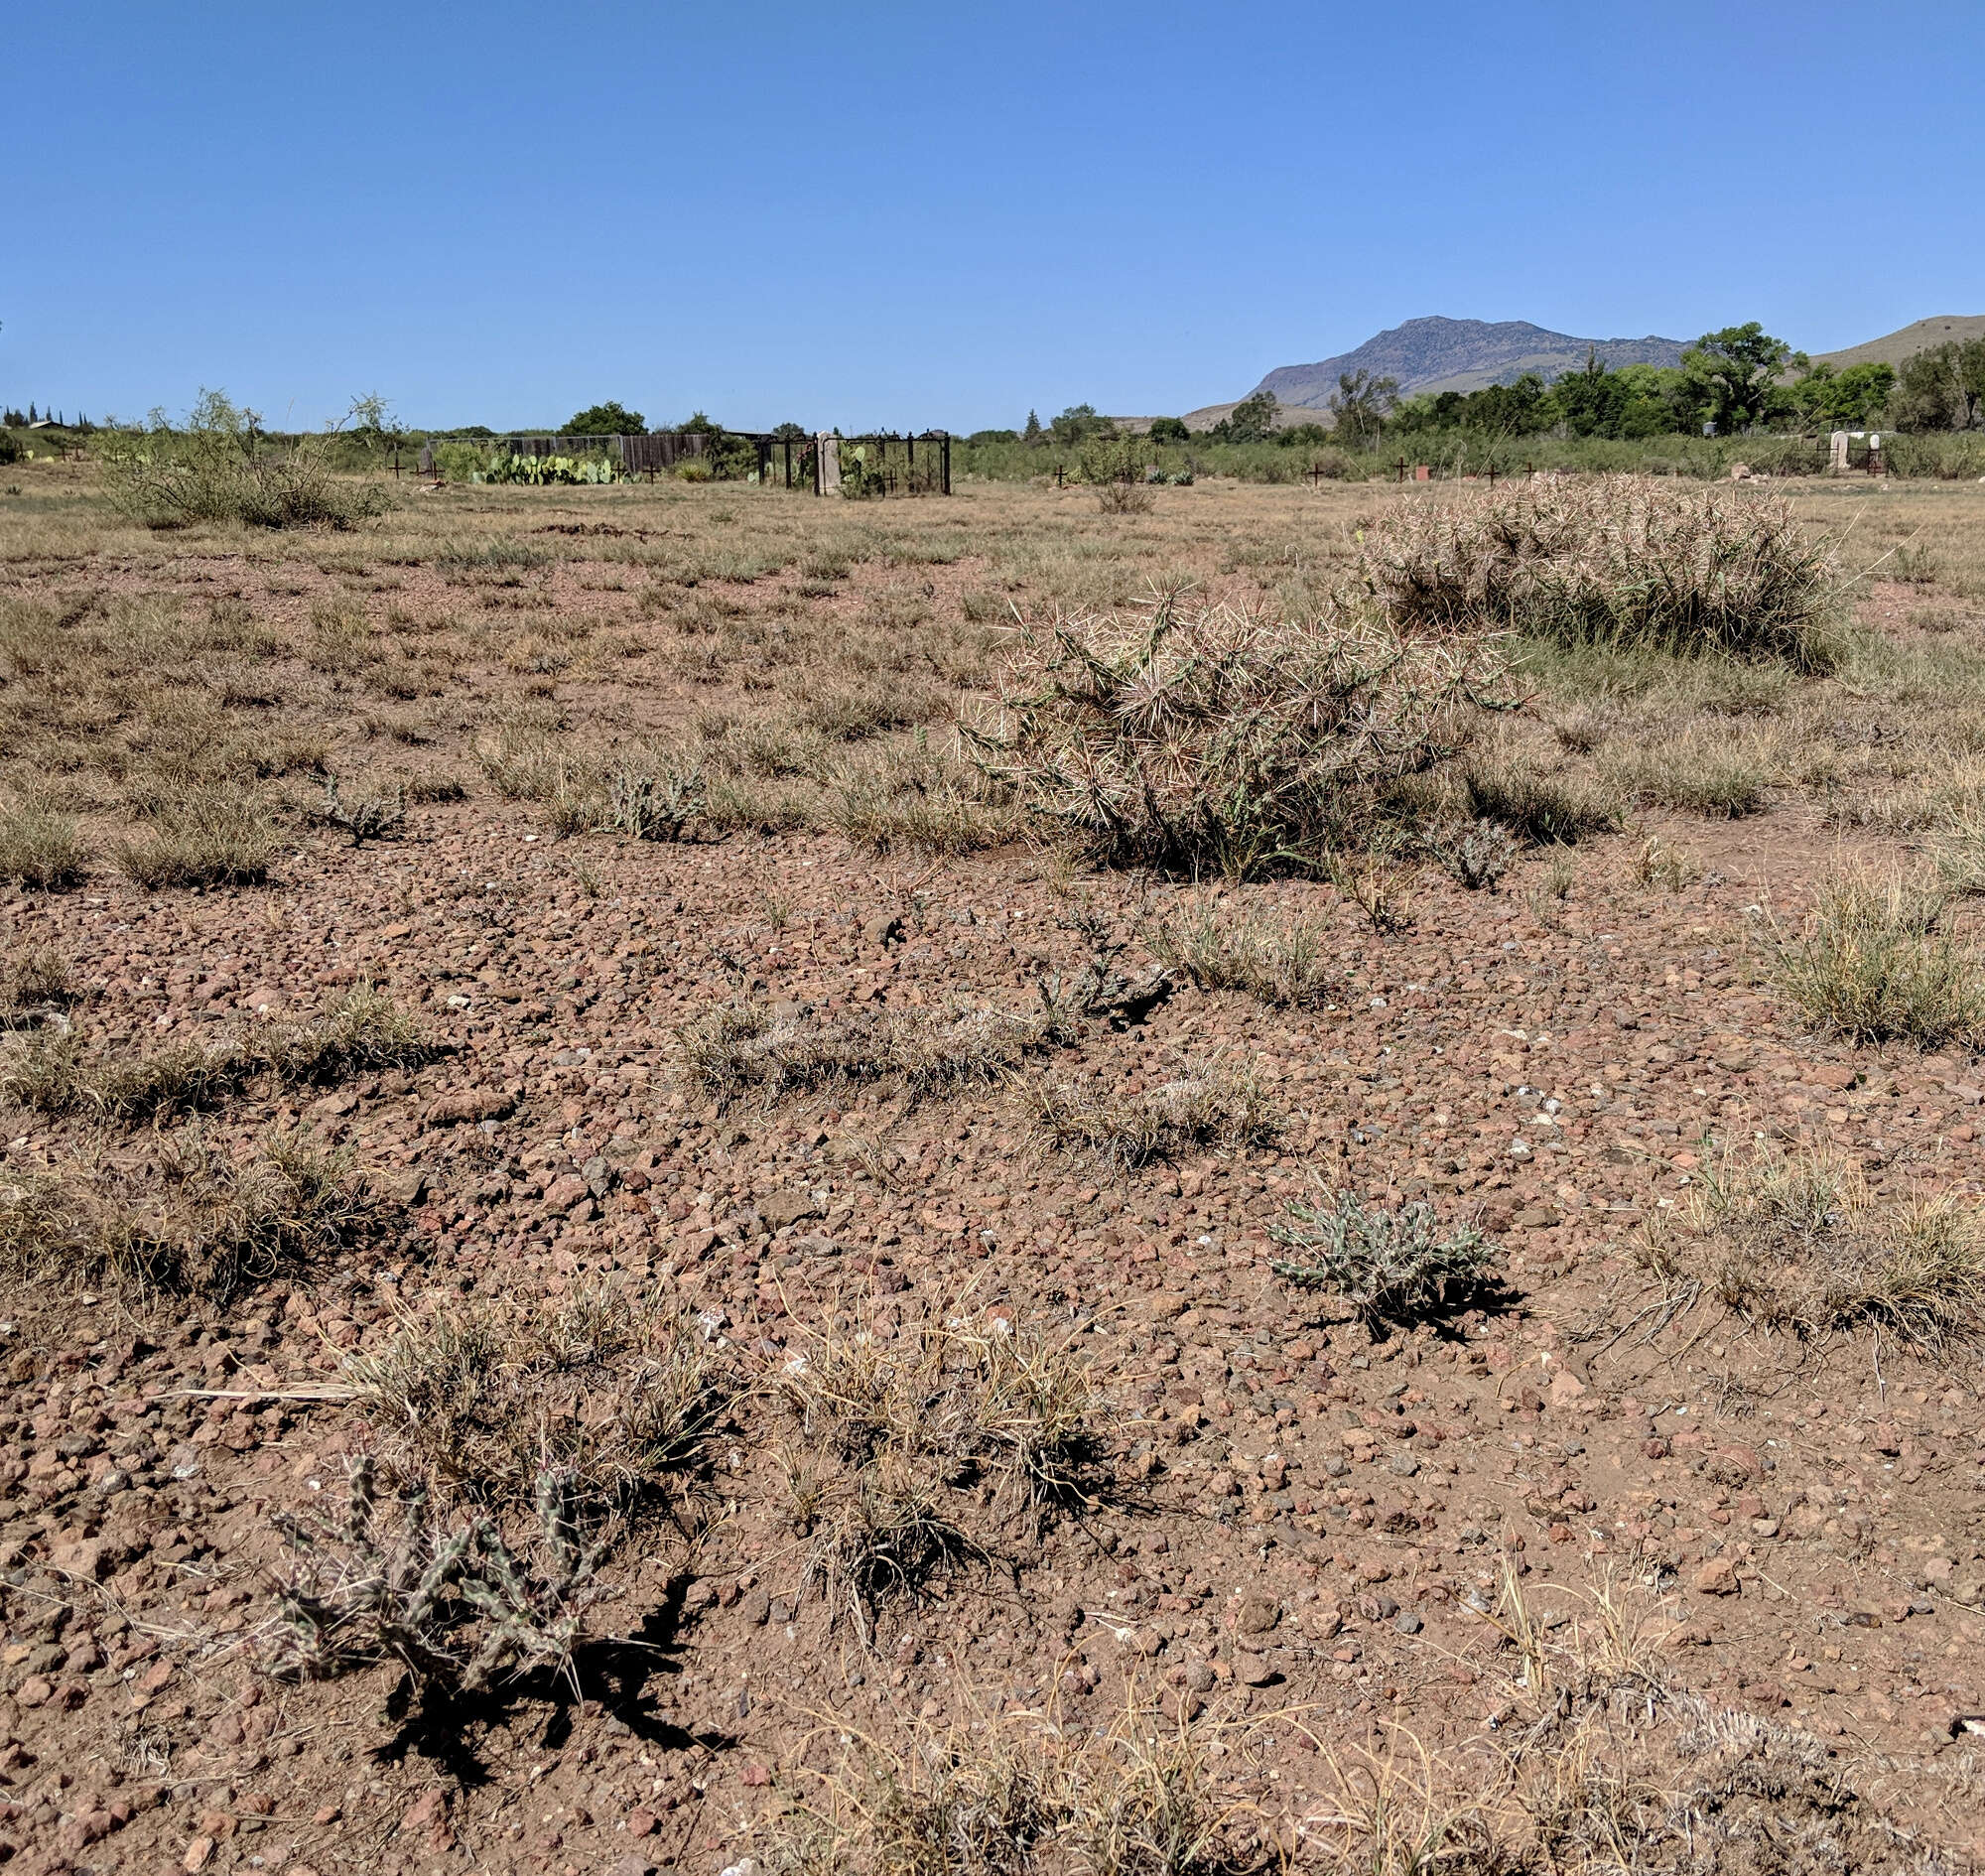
[{"left": 1250, "top": 316, "right": 1688, "bottom": 409}]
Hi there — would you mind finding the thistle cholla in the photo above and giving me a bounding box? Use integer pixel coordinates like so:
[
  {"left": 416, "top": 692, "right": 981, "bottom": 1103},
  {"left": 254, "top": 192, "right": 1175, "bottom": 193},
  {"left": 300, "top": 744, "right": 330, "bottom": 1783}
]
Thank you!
[
  {"left": 1361, "top": 475, "right": 1840, "bottom": 667},
  {"left": 969, "top": 584, "right": 1512, "bottom": 876}
]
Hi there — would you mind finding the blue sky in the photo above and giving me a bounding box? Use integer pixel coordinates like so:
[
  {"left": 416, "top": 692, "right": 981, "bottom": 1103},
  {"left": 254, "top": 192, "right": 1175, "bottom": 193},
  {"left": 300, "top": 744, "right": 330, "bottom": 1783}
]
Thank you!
[{"left": 12, "top": 2, "right": 1985, "bottom": 434}]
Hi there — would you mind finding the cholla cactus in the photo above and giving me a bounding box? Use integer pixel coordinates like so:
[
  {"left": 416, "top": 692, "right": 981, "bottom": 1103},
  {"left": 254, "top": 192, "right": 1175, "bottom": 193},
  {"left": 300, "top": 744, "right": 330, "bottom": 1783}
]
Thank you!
[
  {"left": 267, "top": 1456, "right": 607, "bottom": 1691},
  {"left": 1270, "top": 1189, "right": 1497, "bottom": 1326}
]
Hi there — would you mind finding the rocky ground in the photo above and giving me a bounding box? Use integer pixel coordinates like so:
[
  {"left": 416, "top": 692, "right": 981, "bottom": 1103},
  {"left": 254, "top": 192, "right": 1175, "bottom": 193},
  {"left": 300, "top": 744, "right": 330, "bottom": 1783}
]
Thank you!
[{"left": 0, "top": 469, "right": 1981, "bottom": 1873}]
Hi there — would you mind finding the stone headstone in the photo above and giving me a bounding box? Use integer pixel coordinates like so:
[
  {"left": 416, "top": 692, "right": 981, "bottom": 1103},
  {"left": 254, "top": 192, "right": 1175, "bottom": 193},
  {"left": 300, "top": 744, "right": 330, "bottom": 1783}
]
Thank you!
[{"left": 817, "top": 434, "right": 841, "bottom": 493}]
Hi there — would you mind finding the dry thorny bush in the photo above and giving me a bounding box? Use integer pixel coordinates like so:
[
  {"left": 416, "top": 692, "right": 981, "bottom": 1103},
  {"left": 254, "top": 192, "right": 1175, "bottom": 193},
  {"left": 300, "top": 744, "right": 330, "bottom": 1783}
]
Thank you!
[
  {"left": 969, "top": 582, "right": 1515, "bottom": 879},
  {"left": 772, "top": 1306, "right": 1110, "bottom": 1644},
  {"left": 1647, "top": 1141, "right": 1985, "bottom": 1356}
]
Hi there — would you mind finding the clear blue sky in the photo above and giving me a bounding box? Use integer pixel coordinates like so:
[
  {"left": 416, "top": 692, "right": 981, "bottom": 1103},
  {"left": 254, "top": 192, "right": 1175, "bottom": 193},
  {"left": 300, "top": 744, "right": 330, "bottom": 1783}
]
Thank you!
[{"left": 12, "top": 2, "right": 1984, "bottom": 434}]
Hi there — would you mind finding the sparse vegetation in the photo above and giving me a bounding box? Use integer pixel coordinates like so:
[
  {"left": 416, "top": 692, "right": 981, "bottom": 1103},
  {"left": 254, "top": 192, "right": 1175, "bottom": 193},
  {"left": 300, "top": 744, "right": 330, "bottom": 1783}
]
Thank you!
[
  {"left": 1028, "top": 1057, "right": 1280, "bottom": 1165},
  {"left": 680, "top": 998, "right": 1064, "bottom": 1104},
  {"left": 1773, "top": 872, "right": 1985, "bottom": 1047},
  {"left": 1270, "top": 1188, "right": 1498, "bottom": 1325},
  {"left": 768, "top": 1697, "right": 1259, "bottom": 1876},
  {"left": 1147, "top": 896, "right": 1335, "bottom": 1007},
  {"left": 111, "top": 790, "right": 275, "bottom": 887},
  {"left": 1649, "top": 1143, "right": 1985, "bottom": 1355},
  {"left": 773, "top": 1306, "right": 1107, "bottom": 1640},
  {"left": 0, "top": 983, "right": 436, "bottom": 1121},
  {"left": 1364, "top": 476, "right": 1842, "bottom": 667},
  {"left": 345, "top": 1285, "right": 725, "bottom": 1520},
  {"left": 0, "top": 803, "right": 88, "bottom": 888},
  {"left": 0, "top": 1126, "right": 365, "bottom": 1296}
]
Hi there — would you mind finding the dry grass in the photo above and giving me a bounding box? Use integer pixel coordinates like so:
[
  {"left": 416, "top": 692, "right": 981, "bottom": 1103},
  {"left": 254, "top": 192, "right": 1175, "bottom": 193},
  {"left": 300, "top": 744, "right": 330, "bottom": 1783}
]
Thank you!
[
  {"left": 767, "top": 1695, "right": 1264, "bottom": 1876},
  {"left": 0, "top": 945, "right": 78, "bottom": 1027},
  {"left": 0, "top": 802, "right": 88, "bottom": 888},
  {"left": 0, "top": 1126, "right": 365, "bottom": 1297},
  {"left": 773, "top": 1306, "right": 1108, "bottom": 1640},
  {"left": 1364, "top": 476, "right": 1843, "bottom": 667},
  {"left": 680, "top": 998, "right": 1065, "bottom": 1104},
  {"left": 0, "top": 982, "right": 435, "bottom": 1122},
  {"left": 970, "top": 583, "right": 1512, "bottom": 878},
  {"left": 1772, "top": 872, "right": 1985, "bottom": 1048},
  {"left": 110, "top": 789, "right": 275, "bottom": 888},
  {"left": 1648, "top": 1142, "right": 1985, "bottom": 1356},
  {"left": 344, "top": 1283, "right": 726, "bottom": 1521},
  {"left": 1146, "top": 896, "right": 1335, "bottom": 1007},
  {"left": 1028, "top": 1057, "right": 1280, "bottom": 1166}
]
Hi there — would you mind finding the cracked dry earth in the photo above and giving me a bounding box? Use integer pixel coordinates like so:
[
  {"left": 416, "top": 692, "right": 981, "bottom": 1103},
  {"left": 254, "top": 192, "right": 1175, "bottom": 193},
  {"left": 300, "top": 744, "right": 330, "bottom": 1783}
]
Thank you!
[{"left": 0, "top": 473, "right": 1981, "bottom": 1875}]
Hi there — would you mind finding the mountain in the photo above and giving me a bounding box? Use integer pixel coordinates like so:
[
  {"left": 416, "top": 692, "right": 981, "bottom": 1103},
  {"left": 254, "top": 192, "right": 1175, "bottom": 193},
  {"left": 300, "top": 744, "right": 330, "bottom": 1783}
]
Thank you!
[
  {"left": 1812, "top": 315, "right": 1985, "bottom": 372},
  {"left": 1246, "top": 316, "right": 1690, "bottom": 410}
]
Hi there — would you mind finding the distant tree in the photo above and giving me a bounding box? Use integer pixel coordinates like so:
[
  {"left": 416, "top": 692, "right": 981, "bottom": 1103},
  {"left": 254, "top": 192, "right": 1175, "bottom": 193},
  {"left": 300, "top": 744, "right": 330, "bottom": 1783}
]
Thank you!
[
  {"left": 1048, "top": 403, "right": 1113, "bottom": 446},
  {"left": 567, "top": 400, "right": 646, "bottom": 436},
  {"left": 1325, "top": 372, "right": 1395, "bottom": 449},
  {"left": 968, "top": 429, "right": 1019, "bottom": 445},
  {"left": 1679, "top": 325, "right": 1805, "bottom": 433},
  {"left": 26, "top": 404, "right": 35, "bottom": 424},
  {"left": 1022, "top": 409, "right": 1043, "bottom": 444},
  {"left": 1790, "top": 361, "right": 1896, "bottom": 430},
  {"left": 1890, "top": 341, "right": 1985, "bottom": 432},
  {"left": 1211, "top": 390, "right": 1279, "bottom": 444},
  {"left": 770, "top": 421, "right": 809, "bottom": 441},
  {"left": 1147, "top": 415, "right": 1190, "bottom": 443},
  {"left": 678, "top": 411, "right": 722, "bottom": 435}
]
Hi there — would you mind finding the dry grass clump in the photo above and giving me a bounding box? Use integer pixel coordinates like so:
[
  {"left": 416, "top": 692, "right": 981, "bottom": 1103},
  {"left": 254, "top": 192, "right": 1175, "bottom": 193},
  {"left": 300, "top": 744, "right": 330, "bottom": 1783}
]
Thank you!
[
  {"left": 344, "top": 1284, "right": 725, "bottom": 1521},
  {"left": 110, "top": 789, "right": 275, "bottom": 888},
  {"left": 1146, "top": 896, "right": 1335, "bottom": 1007},
  {"left": 832, "top": 740, "right": 1016, "bottom": 858},
  {"left": 1028, "top": 1057, "right": 1280, "bottom": 1166},
  {"left": 768, "top": 1698, "right": 1261, "bottom": 1876},
  {"left": 1315, "top": 1564, "right": 1963, "bottom": 1875},
  {"left": 1459, "top": 761, "right": 1621, "bottom": 844},
  {"left": 0, "top": 1127, "right": 364, "bottom": 1297},
  {"left": 773, "top": 1308, "right": 1108, "bottom": 1641},
  {"left": 1648, "top": 1143, "right": 1985, "bottom": 1355},
  {"left": 681, "top": 998, "right": 1064, "bottom": 1104},
  {"left": 0, "top": 946, "right": 78, "bottom": 1027},
  {"left": 0, "top": 983, "right": 435, "bottom": 1121},
  {"left": 1270, "top": 1188, "right": 1499, "bottom": 1326},
  {"left": 1364, "top": 476, "right": 1842, "bottom": 667},
  {"left": 266, "top": 1457, "right": 603, "bottom": 1694},
  {"left": 970, "top": 584, "right": 1510, "bottom": 879},
  {"left": 0, "top": 802, "right": 88, "bottom": 889},
  {"left": 1773, "top": 872, "right": 1985, "bottom": 1047}
]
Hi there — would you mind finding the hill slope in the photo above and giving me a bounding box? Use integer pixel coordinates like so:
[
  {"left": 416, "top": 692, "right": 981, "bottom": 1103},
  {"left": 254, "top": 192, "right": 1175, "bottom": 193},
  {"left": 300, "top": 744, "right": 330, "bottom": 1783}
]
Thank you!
[
  {"left": 1249, "top": 316, "right": 1688, "bottom": 409},
  {"left": 1812, "top": 315, "right": 1985, "bottom": 371}
]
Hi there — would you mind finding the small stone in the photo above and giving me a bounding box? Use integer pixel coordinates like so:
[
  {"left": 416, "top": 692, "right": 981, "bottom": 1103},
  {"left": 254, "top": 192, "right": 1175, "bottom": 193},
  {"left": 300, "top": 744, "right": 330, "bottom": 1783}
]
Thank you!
[
  {"left": 1235, "top": 1595, "right": 1280, "bottom": 1636},
  {"left": 1393, "top": 1613, "right": 1424, "bottom": 1635},
  {"left": 1693, "top": 1557, "right": 1740, "bottom": 1597}
]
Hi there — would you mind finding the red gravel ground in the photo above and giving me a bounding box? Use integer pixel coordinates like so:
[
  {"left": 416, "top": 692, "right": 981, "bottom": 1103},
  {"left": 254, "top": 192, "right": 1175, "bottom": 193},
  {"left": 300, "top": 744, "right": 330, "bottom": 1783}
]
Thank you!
[{"left": 0, "top": 468, "right": 1981, "bottom": 1874}]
